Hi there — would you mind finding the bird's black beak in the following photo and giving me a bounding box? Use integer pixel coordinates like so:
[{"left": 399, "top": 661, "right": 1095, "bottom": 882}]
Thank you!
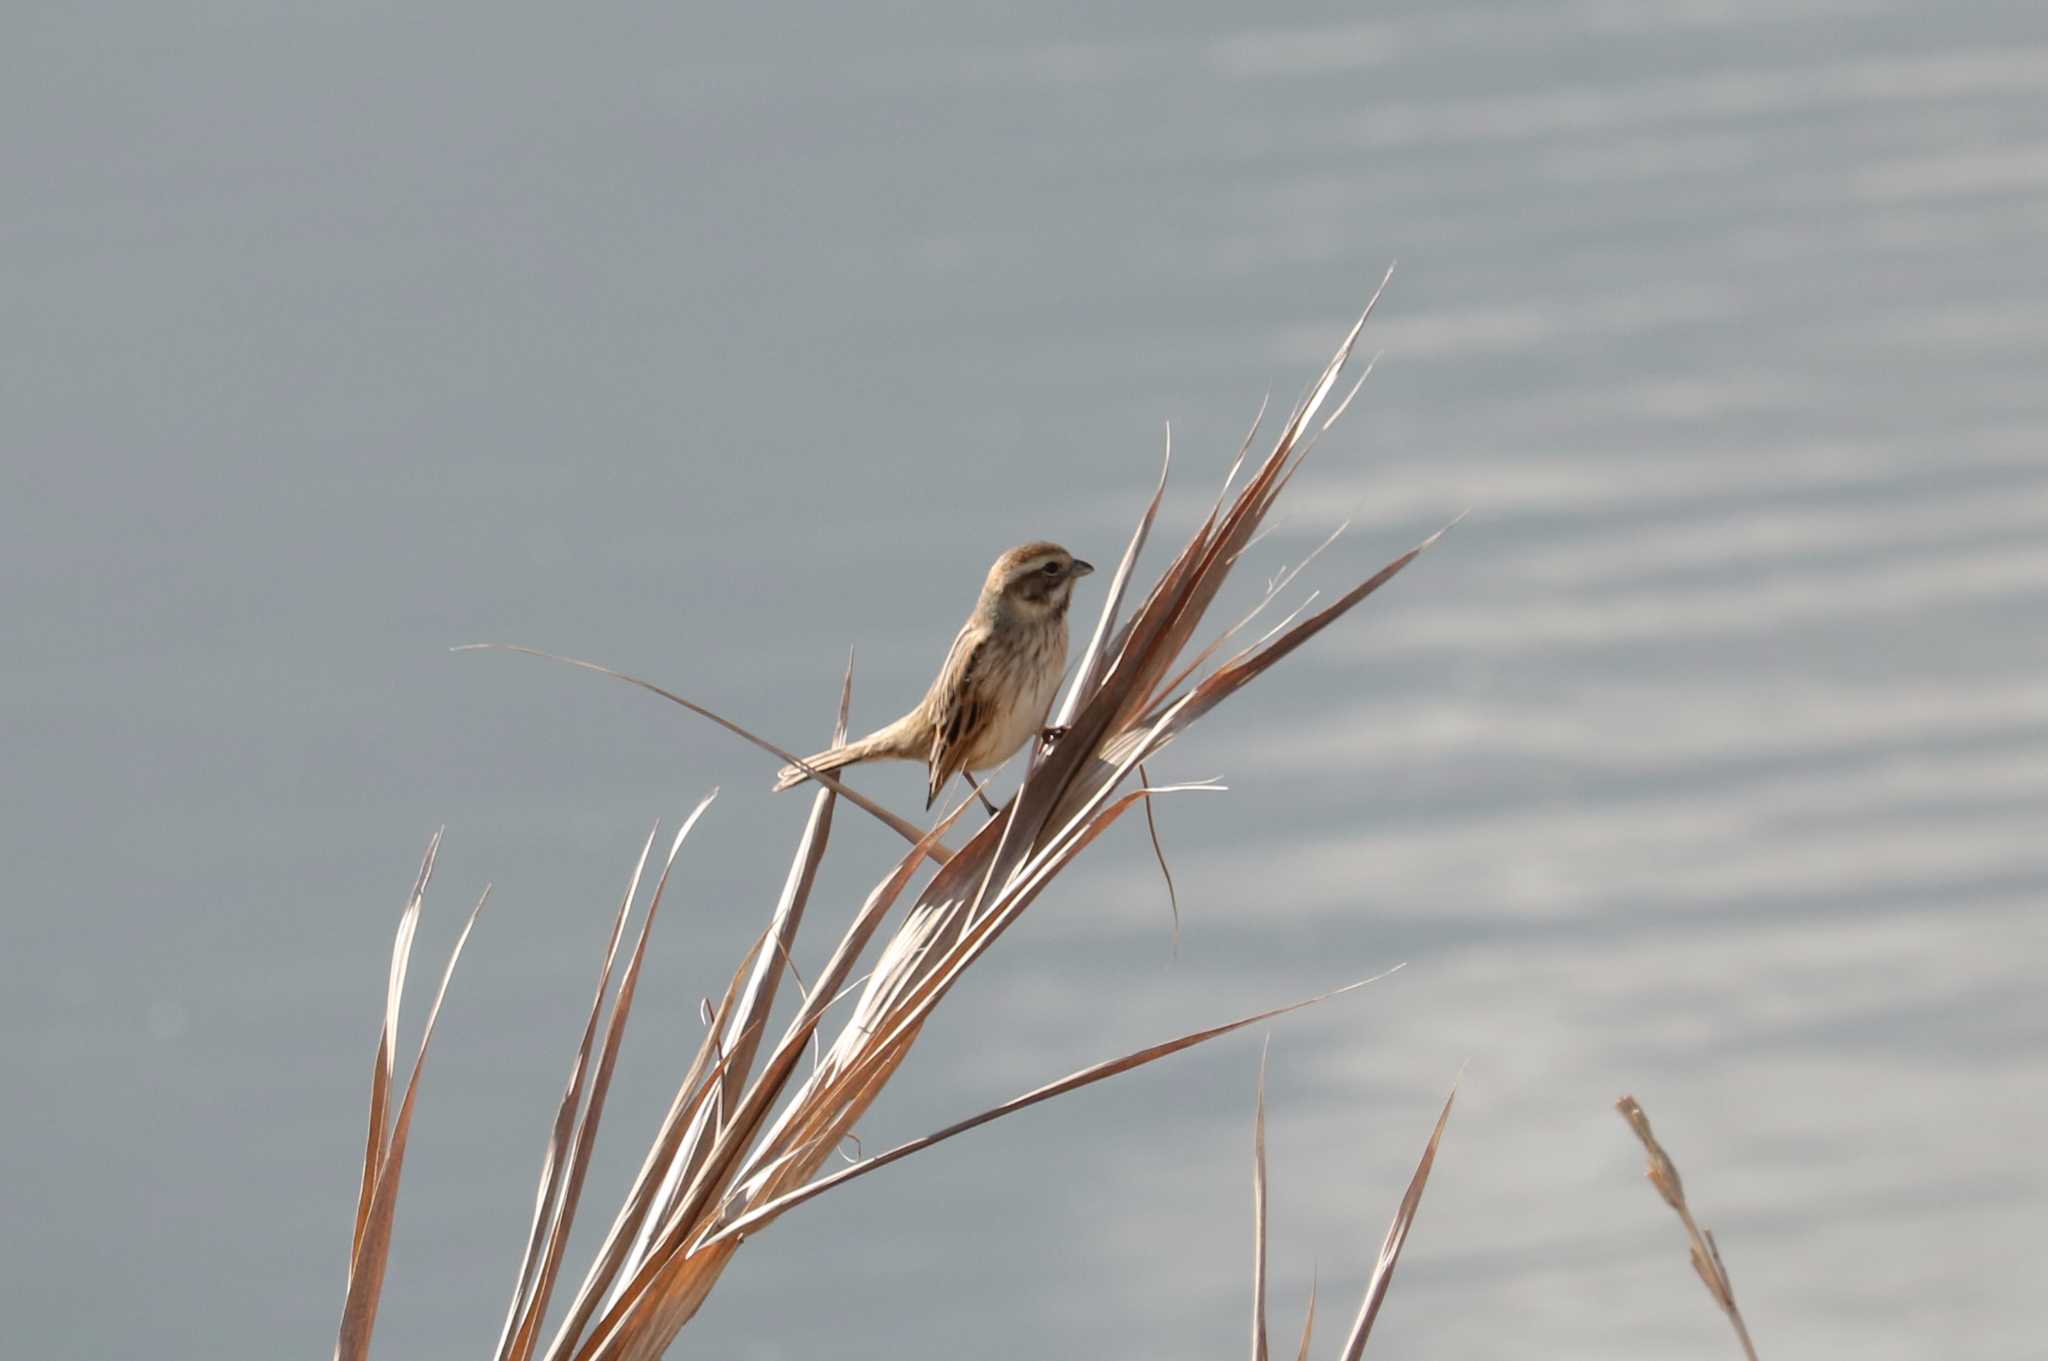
[{"left": 1070, "top": 559, "right": 1095, "bottom": 577}]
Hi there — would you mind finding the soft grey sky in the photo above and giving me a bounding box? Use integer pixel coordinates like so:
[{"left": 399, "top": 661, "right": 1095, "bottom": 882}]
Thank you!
[{"left": 4, "top": 2, "right": 2045, "bottom": 1358}]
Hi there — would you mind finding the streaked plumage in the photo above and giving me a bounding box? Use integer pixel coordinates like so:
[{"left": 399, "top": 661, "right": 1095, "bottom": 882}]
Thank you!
[{"left": 773, "top": 542, "right": 1095, "bottom": 807}]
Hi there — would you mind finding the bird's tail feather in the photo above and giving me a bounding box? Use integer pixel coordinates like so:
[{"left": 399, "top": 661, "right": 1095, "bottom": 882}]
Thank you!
[{"left": 771, "top": 718, "right": 923, "bottom": 792}]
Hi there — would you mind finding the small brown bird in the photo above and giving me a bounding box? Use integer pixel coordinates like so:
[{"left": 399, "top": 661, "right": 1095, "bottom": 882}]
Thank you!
[{"left": 774, "top": 542, "right": 1095, "bottom": 808}]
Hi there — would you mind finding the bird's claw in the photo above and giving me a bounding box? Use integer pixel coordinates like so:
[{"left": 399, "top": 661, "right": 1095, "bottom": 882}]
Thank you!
[{"left": 1039, "top": 725, "right": 1070, "bottom": 750}]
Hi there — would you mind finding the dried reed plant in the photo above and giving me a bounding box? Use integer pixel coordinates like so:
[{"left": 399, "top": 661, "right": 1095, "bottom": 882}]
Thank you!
[
  {"left": 1249, "top": 1051, "right": 1457, "bottom": 1361},
  {"left": 1616, "top": 1095, "right": 1762, "bottom": 1361},
  {"left": 336, "top": 272, "right": 1456, "bottom": 1361}
]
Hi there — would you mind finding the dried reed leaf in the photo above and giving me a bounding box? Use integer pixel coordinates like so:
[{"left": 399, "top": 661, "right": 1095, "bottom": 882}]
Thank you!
[
  {"left": 1253, "top": 1043, "right": 1271, "bottom": 1361},
  {"left": 1054, "top": 427, "right": 1172, "bottom": 731},
  {"left": 493, "top": 824, "right": 661, "bottom": 1361},
  {"left": 1102, "top": 273, "right": 1391, "bottom": 722},
  {"left": 545, "top": 1011, "right": 758, "bottom": 1361},
  {"left": 1148, "top": 514, "right": 1349, "bottom": 708},
  {"left": 539, "top": 876, "right": 774, "bottom": 1360},
  {"left": 558, "top": 809, "right": 974, "bottom": 1357},
  {"left": 1136, "top": 760, "right": 1180, "bottom": 953},
  {"left": 350, "top": 830, "right": 439, "bottom": 1270},
  {"left": 498, "top": 798, "right": 717, "bottom": 1361},
  {"left": 717, "top": 657, "right": 853, "bottom": 1111},
  {"left": 513, "top": 824, "right": 693, "bottom": 1352},
  {"left": 1294, "top": 1274, "right": 1318, "bottom": 1361},
  {"left": 566, "top": 685, "right": 849, "bottom": 1342},
  {"left": 453, "top": 643, "right": 948, "bottom": 864},
  {"left": 1150, "top": 515, "right": 1459, "bottom": 745},
  {"left": 700, "top": 969, "right": 1400, "bottom": 1246},
  {"left": 336, "top": 884, "right": 489, "bottom": 1361},
  {"left": 592, "top": 930, "right": 775, "bottom": 1298},
  {"left": 1616, "top": 1095, "right": 1761, "bottom": 1361},
  {"left": 1320, "top": 351, "right": 1379, "bottom": 434},
  {"left": 835, "top": 777, "right": 1189, "bottom": 1079},
  {"left": 1209, "top": 391, "right": 1270, "bottom": 526},
  {"left": 1336, "top": 1083, "right": 1456, "bottom": 1361}
]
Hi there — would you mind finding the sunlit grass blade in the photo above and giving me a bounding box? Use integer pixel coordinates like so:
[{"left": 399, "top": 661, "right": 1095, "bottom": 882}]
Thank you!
[
  {"left": 1252, "top": 1043, "right": 1271, "bottom": 1361},
  {"left": 335, "top": 884, "right": 488, "bottom": 1361},
  {"left": 1336, "top": 1083, "right": 1456, "bottom": 1361},
  {"left": 496, "top": 796, "right": 716, "bottom": 1361},
  {"left": 350, "top": 829, "right": 438, "bottom": 1271},
  {"left": 1149, "top": 515, "right": 1461, "bottom": 749},
  {"left": 698, "top": 970, "right": 1401, "bottom": 1246},
  {"left": 1294, "top": 1274, "right": 1318, "bottom": 1361},
  {"left": 715, "top": 655, "right": 854, "bottom": 1114},
  {"left": 1146, "top": 515, "right": 1349, "bottom": 709},
  {"left": 493, "top": 824, "right": 660, "bottom": 1361},
  {"left": 1055, "top": 427, "right": 1171, "bottom": 732}
]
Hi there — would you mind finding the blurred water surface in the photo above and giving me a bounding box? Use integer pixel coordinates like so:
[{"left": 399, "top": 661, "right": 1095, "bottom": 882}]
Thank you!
[{"left": 4, "top": 2, "right": 2044, "bottom": 1357}]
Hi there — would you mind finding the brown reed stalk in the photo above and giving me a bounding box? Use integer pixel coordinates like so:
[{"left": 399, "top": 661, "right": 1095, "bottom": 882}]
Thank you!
[{"left": 1616, "top": 1095, "right": 1762, "bottom": 1361}]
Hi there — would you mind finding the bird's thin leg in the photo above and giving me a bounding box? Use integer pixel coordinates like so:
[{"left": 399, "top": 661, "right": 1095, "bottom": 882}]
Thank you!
[{"left": 964, "top": 773, "right": 1001, "bottom": 819}]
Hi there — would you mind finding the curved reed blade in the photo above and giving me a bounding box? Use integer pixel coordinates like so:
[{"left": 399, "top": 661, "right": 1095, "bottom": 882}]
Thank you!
[
  {"left": 544, "top": 952, "right": 766, "bottom": 1361},
  {"left": 1208, "top": 391, "right": 1271, "bottom": 527},
  {"left": 1253, "top": 1044, "right": 1271, "bottom": 1361},
  {"left": 350, "top": 830, "right": 439, "bottom": 1270},
  {"left": 1148, "top": 516, "right": 1350, "bottom": 708},
  {"left": 336, "top": 884, "right": 489, "bottom": 1361},
  {"left": 1294, "top": 1274, "right": 1318, "bottom": 1361},
  {"left": 1335, "top": 1083, "right": 1457, "bottom": 1361},
  {"left": 586, "top": 685, "right": 851, "bottom": 1320},
  {"left": 498, "top": 797, "right": 716, "bottom": 1361},
  {"left": 493, "top": 825, "right": 661, "bottom": 1361},
  {"left": 832, "top": 778, "right": 1210, "bottom": 1080},
  {"left": 453, "top": 644, "right": 949, "bottom": 864},
  {"left": 1138, "top": 515, "right": 1463, "bottom": 756},
  {"left": 525, "top": 811, "right": 709, "bottom": 1358},
  {"left": 1054, "top": 427, "right": 1172, "bottom": 732},
  {"left": 557, "top": 803, "right": 981, "bottom": 1359},
  {"left": 718, "top": 653, "right": 855, "bottom": 1115},
  {"left": 1136, "top": 761, "right": 1180, "bottom": 952},
  {"left": 698, "top": 969, "right": 1401, "bottom": 1246}
]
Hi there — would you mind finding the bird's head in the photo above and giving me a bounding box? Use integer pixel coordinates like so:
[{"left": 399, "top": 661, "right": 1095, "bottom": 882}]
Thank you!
[{"left": 987, "top": 541, "right": 1094, "bottom": 619}]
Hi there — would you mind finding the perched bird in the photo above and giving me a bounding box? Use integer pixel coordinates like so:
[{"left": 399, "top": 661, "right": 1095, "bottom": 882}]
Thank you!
[{"left": 774, "top": 541, "right": 1095, "bottom": 808}]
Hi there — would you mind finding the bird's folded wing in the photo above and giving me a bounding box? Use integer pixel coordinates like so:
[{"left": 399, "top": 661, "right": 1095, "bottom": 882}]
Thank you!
[{"left": 925, "top": 624, "right": 987, "bottom": 804}]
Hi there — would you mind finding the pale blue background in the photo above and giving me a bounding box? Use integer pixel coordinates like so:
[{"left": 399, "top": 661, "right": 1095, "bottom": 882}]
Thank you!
[{"left": 5, "top": 2, "right": 2044, "bottom": 1357}]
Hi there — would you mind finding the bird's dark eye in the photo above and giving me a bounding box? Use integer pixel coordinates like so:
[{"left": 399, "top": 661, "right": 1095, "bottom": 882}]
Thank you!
[{"left": 1043, "top": 561, "right": 1062, "bottom": 575}]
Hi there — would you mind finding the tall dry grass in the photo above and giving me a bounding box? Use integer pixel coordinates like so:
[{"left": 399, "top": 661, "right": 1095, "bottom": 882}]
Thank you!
[
  {"left": 1617, "top": 1095, "right": 1762, "bottom": 1361},
  {"left": 333, "top": 275, "right": 1469, "bottom": 1360},
  {"left": 1248, "top": 1051, "right": 1459, "bottom": 1361}
]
